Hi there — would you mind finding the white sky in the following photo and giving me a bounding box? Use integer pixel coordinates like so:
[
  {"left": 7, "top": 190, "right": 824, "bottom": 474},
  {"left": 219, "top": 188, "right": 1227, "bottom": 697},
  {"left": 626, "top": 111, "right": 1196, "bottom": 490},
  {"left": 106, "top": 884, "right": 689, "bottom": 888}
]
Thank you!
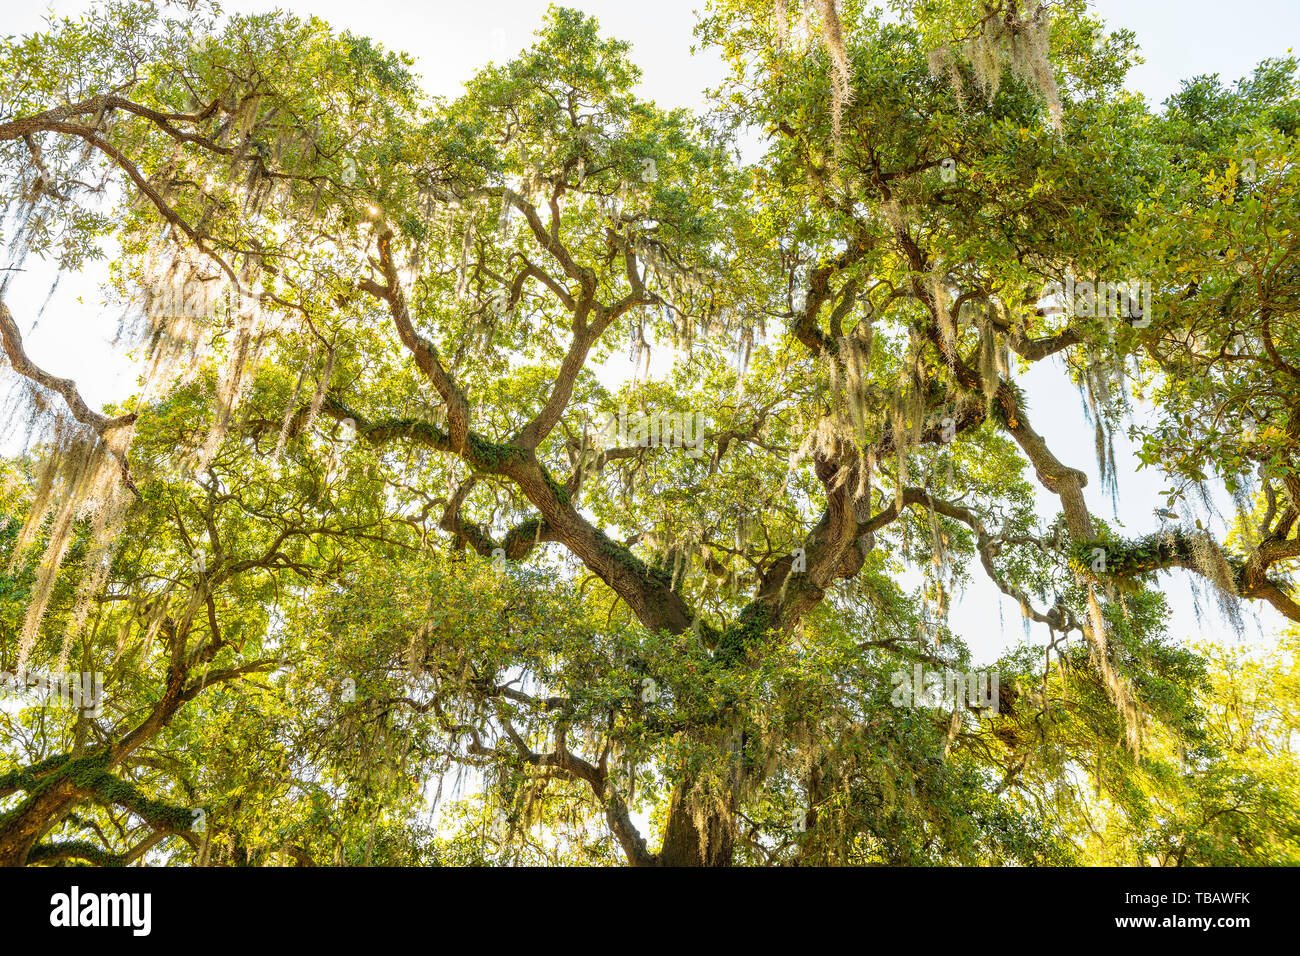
[{"left": 3, "top": 0, "right": 1297, "bottom": 664}]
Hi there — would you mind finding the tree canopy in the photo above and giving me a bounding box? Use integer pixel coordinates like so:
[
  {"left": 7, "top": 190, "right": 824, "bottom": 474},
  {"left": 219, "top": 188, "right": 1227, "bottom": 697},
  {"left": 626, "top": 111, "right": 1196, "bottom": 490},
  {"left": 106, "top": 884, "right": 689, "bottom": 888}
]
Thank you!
[{"left": 0, "top": 0, "right": 1297, "bottom": 867}]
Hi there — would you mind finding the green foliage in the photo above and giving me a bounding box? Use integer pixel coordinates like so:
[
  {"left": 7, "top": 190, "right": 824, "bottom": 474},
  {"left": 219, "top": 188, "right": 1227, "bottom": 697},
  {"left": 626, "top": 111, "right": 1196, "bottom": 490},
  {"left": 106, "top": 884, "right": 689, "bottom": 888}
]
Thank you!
[{"left": 0, "top": 0, "right": 1297, "bottom": 867}]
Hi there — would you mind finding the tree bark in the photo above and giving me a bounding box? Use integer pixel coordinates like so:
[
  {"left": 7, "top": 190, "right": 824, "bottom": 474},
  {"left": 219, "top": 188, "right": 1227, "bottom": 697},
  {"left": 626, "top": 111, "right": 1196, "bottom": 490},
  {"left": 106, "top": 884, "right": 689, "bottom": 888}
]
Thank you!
[{"left": 657, "top": 782, "right": 736, "bottom": 867}]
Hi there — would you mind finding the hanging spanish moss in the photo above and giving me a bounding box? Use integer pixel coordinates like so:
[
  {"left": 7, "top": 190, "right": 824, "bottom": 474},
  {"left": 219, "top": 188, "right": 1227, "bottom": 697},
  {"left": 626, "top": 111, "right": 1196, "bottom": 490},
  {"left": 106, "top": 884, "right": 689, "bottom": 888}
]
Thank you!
[
  {"left": 299, "top": 343, "right": 338, "bottom": 440},
  {"left": 10, "top": 421, "right": 129, "bottom": 671},
  {"left": 929, "top": 4, "right": 1063, "bottom": 132},
  {"left": 931, "top": 260, "right": 957, "bottom": 352},
  {"left": 1188, "top": 522, "right": 1246, "bottom": 636},
  {"left": 455, "top": 219, "right": 475, "bottom": 301},
  {"left": 1075, "top": 346, "right": 1124, "bottom": 511},
  {"left": 57, "top": 476, "right": 131, "bottom": 671},
  {"left": 766, "top": 2, "right": 854, "bottom": 146},
  {"left": 192, "top": 294, "right": 262, "bottom": 474},
  {"left": 975, "top": 312, "right": 1002, "bottom": 413},
  {"left": 1083, "top": 582, "right": 1143, "bottom": 753},
  {"left": 497, "top": 185, "right": 513, "bottom": 243},
  {"left": 629, "top": 315, "right": 650, "bottom": 384},
  {"left": 926, "top": 45, "right": 966, "bottom": 109},
  {"left": 814, "top": 0, "right": 853, "bottom": 144},
  {"left": 273, "top": 347, "right": 313, "bottom": 458},
  {"left": 734, "top": 325, "right": 754, "bottom": 400}
]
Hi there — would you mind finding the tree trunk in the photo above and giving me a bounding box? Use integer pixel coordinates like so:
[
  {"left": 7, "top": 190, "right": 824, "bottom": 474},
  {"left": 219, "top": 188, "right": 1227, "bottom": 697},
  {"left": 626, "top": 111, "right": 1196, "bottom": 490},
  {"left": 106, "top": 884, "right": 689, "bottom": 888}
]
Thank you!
[{"left": 657, "top": 781, "right": 736, "bottom": 866}]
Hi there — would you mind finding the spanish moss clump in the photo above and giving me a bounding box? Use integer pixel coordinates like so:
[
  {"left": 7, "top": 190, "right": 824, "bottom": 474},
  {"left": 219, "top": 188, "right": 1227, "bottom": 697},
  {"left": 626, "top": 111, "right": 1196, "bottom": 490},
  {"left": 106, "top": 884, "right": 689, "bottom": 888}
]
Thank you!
[
  {"left": 58, "top": 476, "right": 131, "bottom": 671},
  {"left": 774, "top": 0, "right": 789, "bottom": 50},
  {"left": 933, "top": 5, "right": 1063, "bottom": 132},
  {"left": 814, "top": 0, "right": 853, "bottom": 144},
  {"left": 629, "top": 317, "right": 651, "bottom": 385},
  {"left": 1188, "top": 525, "right": 1245, "bottom": 636},
  {"left": 9, "top": 421, "right": 131, "bottom": 671},
  {"left": 1077, "top": 347, "right": 1122, "bottom": 510},
  {"left": 192, "top": 301, "right": 265, "bottom": 474},
  {"left": 132, "top": 253, "right": 219, "bottom": 400},
  {"left": 931, "top": 260, "right": 957, "bottom": 352},
  {"left": 887, "top": 353, "right": 927, "bottom": 509},
  {"left": 6, "top": 245, "right": 289, "bottom": 671},
  {"left": 455, "top": 221, "right": 475, "bottom": 300},
  {"left": 273, "top": 356, "right": 311, "bottom": 458},
  {"left": 768, "top": 2, "right": 854, "bottom": 146},
  {"left": 832, "top": 320, "right": 876, "bottom": 447},
  {"left": 734, "top": 326, "right": 755, "bottom": 400},
  {"left": 1084, "top": 583, "right": 1143, "bottom": 753},
  {"left": 299, "top": 344, "right": 338, "bottom": 440},
  {"left": 976, "top": 313, "right": 1002, "bottom": 412},
  {"left": 926, "top": 45, "right": 966, "bottom": 109},
  {"left": 920, "top": 489, "right": 954, "bottom": 643},
  {"left": 130, "top": 247, "right": 282, "bottom": 475}
]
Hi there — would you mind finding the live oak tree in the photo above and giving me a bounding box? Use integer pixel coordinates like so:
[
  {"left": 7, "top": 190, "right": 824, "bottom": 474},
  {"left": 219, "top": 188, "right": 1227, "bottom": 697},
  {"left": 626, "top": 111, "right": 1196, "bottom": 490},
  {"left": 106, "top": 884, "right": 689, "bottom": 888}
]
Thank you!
[{"left": 1, "top": 0, "right": 1298, "bottom": 866}]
